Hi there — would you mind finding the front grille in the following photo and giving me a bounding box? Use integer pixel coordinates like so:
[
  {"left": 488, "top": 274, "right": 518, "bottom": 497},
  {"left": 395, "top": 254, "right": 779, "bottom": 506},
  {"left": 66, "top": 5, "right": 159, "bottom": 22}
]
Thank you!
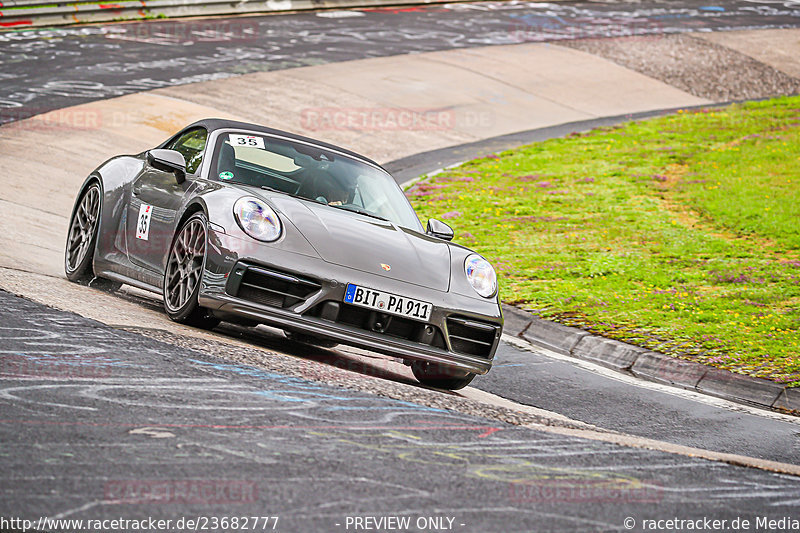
[
  {"left": 230, "top": 265, "right": 320, "bottom": 309},
  {"left": 446, "top": 316, "right": 499, "bottom": 358},
  {"left": 306, "top": 301, "right": 447, "bottom": 350}
]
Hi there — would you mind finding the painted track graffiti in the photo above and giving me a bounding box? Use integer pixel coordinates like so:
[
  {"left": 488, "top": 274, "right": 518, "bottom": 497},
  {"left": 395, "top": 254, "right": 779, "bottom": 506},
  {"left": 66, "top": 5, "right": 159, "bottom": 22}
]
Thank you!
[
  {"left": 2, "top": 289, "right": 800, "bottom": 530},
  {"left": 1, "top": 0, "right": 800, "bottom": 125}
]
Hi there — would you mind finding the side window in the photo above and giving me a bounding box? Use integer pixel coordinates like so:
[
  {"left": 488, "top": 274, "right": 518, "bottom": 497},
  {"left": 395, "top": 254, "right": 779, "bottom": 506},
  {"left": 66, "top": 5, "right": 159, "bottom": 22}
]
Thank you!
[{"left": 164, "top": 128, "right": 208, "bottom": 175}]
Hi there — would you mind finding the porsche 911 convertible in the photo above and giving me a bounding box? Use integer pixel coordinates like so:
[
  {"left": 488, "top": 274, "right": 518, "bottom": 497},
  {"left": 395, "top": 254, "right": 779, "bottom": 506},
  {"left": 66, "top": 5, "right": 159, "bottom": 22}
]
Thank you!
[{"left": 65, "top": 119, "right": 503, "bottom": 389}]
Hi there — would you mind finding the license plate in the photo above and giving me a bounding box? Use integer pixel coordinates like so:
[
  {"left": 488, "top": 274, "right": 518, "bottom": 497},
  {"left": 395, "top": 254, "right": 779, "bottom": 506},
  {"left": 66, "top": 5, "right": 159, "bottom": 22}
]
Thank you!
[{"left": 344, "top": 284, "right": 432, "bottom": 322}]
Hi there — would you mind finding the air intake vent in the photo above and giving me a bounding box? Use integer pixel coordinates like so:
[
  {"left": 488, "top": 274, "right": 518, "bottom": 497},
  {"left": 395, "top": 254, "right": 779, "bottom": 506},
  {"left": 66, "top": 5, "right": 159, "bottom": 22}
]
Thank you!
[
  {"left": 446, "top": 316, "right": 499, "bottom": 358},
  {"left": 231, "top": 265, "right": 320, "bottom": 309}
]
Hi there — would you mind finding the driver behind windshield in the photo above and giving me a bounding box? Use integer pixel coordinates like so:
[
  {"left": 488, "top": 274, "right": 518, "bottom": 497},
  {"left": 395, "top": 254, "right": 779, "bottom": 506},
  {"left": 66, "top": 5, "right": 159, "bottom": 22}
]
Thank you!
[{"left": 311, "top": 173, "right": 351, "bottom": 206}]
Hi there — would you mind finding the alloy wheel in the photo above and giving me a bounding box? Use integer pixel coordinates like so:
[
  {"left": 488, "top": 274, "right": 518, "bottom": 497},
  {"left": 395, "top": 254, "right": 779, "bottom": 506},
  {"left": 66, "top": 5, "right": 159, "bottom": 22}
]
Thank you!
[
  {"left": 66, "top": 184, "right": 100, "bottom": 273},
  {"left": 165, "top": 218, "right": 206, "bottom": 311}
]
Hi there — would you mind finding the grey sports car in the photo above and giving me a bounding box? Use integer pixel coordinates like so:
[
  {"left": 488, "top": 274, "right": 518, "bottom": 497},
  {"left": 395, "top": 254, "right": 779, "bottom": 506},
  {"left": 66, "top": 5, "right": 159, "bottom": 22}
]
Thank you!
[{"left": 65, "top": 119, "right": 503, "bottom": 390}]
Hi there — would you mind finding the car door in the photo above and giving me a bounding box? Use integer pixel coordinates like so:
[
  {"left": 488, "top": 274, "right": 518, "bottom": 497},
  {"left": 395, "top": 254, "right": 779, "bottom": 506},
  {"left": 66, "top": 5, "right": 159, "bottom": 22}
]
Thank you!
[{"left": 126, "top": 127, "right": 208, "bottom": 273}]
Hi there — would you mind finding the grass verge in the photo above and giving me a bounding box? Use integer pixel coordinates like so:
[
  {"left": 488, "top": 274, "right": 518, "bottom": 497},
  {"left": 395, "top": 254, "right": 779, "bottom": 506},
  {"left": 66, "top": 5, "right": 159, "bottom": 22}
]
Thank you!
[{"left": 408, "top": 96, "right": 800, "bottom": 387}]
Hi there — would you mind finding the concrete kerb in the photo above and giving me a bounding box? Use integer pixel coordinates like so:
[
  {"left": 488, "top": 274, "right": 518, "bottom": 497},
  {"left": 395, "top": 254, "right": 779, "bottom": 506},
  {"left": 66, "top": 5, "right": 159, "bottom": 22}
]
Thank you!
[
  {"left": 502, "top": 304, "right": 796, "bottom": 415},
  {"left": 630, "top": 351, "right": 707, "bottom": 389},
  {"left": 520, "top": 315, "right": 589, "bottom": 356},
  {"left": 697, "top": 367, "right": 784, "bottom": 407},
  {"left": 573, "top": 336, "right": 643, "bottom": 372}
]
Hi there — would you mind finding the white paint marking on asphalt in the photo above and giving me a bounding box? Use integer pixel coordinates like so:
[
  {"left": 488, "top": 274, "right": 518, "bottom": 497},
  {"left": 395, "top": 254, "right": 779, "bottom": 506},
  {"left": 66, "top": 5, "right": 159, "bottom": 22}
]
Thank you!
[
  {"left": 316, "top": 10, "right": 365, "bottom": 17},
  {"left": 128, "top": 426, "right": 176, "bottom": 439},
  {"left": 0, "top": 384, "right": 98, "bottom": 411},
  {"left": 500, "top": 333, "right": 800, "bottom": 427},
  {"left": 577, "top": 462, "right": 706, "bottom": 471},
  {"left": 537, "top": 423, "right": 800, "bottom": 477},
  {"left": 47, "top": 500, "right": 103, "bottom": 520}
]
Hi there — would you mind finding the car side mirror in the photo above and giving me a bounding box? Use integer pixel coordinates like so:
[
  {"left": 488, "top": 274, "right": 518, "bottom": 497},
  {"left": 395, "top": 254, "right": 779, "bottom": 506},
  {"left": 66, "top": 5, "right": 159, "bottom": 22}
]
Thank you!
[
  {"left": 426, "top": 218, "right": 454, "bottom": 241},
  {"left": 148, "top": 149, "right": 187, "bottom": 184}
]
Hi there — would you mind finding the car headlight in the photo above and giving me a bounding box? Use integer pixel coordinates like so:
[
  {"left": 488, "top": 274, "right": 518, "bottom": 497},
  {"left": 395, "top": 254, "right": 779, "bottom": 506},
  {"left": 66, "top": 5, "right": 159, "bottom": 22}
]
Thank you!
[
  {"left": 465, "top": 254, "right": 497, "bottom": 298},
  {"left": 233, "top": 197, "right": 282, "bottom": 242}
]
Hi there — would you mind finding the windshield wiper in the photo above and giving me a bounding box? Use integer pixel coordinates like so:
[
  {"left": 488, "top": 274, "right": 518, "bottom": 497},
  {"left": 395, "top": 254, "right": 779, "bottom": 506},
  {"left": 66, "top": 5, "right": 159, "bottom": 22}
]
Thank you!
[
  {"left": 260, "top": 185, "right": 307, "bottom": 201},
  {"left": 329, "top": 204, "right": 388, "bottom": 222}
]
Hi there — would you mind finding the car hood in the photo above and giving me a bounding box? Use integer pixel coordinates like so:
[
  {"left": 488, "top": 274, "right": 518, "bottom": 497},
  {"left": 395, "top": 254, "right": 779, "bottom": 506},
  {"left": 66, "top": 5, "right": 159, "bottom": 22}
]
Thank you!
[{"left": 266, "top": 194, "right": 451, "bottom": 292}]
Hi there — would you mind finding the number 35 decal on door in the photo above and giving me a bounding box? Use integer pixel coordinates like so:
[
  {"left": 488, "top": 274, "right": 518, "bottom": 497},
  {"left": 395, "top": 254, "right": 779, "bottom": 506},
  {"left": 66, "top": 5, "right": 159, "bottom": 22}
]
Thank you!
[{"left": 136, "top": 204, "right": 153, "bottom": 240}]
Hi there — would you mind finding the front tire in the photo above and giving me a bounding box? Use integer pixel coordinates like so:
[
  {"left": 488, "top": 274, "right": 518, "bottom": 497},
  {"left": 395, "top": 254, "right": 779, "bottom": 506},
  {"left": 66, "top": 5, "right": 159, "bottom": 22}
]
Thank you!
[
  {"left": 411, "top": 361, "right": 475, "bottom": 390},
  {"left": 163, "top": 212, "right": 220, "bottom": 330},
  {"left": 64, "top": 182, "right": 121, "bottom": 291}
]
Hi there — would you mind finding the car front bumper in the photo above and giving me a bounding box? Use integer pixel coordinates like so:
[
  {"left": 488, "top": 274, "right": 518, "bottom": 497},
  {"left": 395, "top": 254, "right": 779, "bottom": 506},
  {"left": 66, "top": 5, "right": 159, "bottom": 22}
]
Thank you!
[{"left": 199, "top": 230, "right": 504, "bottom": 375}]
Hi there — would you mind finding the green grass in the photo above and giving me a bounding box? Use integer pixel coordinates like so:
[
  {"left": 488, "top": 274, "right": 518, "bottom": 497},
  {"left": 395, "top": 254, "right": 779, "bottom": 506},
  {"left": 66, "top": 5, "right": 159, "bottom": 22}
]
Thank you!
[{"left": 408, "top": 96, "right": 800, "bottom": 387}]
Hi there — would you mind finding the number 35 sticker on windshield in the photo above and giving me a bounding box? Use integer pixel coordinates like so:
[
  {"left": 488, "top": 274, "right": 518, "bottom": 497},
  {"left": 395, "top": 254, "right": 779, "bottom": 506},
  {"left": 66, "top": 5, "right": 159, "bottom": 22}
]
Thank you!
[
  {"left": 136, "top": 203, "right": 152, "bottom": 240},
  {"left": 229, "top": 134, "right": 265, "bottom": 149}
]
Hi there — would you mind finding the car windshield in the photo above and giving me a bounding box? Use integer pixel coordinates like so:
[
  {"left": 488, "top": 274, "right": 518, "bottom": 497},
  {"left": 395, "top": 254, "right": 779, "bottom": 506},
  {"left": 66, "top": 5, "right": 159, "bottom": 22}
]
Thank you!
[{"left": 212, "top": 131, "right": 422, "bottom": 231}]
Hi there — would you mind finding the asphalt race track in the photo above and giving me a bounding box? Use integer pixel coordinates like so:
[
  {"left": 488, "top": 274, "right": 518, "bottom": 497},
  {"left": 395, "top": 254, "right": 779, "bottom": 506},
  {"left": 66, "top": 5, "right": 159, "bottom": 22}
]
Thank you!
[
  {"left": 3, "top": 290, "right": 800, "bottom": 531},
  {"left": 2, "top": 1, "right": 800, "bottom": 531},
  {"left": 2, "top": 0, "right": 800, "bottom": 124}
]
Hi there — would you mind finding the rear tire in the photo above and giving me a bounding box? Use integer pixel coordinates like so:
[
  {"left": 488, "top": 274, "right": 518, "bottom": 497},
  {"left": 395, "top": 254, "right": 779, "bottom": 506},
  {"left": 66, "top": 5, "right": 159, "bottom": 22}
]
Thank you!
[
  {"left": 163, "top": 212, "right": 220, "bottom": 330},
  {"left": 64, "top": 182, "right": 121, "bottom": 291},
  {"left": 411, "top": 361, "right": 475, "bottom": 390}
]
